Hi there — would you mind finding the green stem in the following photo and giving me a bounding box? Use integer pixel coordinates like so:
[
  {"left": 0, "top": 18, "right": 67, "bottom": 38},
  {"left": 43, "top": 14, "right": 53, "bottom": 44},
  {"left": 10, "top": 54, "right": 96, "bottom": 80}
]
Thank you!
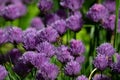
[
  {"left": 88, "top": 68, "right": 97, "bottom": 80},
  {"left": 114, "top": 0, "right": 120, "bottom": 48}
]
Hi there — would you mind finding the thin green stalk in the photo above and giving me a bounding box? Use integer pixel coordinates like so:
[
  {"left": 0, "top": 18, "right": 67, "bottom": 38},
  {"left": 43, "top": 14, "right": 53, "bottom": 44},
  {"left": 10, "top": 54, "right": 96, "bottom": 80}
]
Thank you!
[
  {"left": 114, "top": 0, "right": 120, "bottom": 48},
  {"left": 88, "top": 68, "right": 97, "bottom": 80}
]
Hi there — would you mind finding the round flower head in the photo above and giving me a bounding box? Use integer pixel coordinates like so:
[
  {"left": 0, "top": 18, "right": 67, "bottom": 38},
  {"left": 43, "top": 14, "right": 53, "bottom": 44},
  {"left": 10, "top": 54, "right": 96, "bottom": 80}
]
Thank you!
[
  {"left": 93, "top": 54, "right": 108, "bottom": 71},
  {"left": 20, "top": 51, "right": 49, "bottom": 69},
  {"left": 5, "top": 48, "right": 22, "bottom": 64},
  {"left": 111, "top": 53, "right": 120, "bottom": 73},
  {"left": 30, "top": 17, "right": 45, "bottom": 30},
  {"left": 0, "top": 65, "right": 8, "bottom": 80},
  {"left": 45, "top": 13, "right": 61, "bottom": 26},
  {"left": 38, "top": 0, "right": 53, "bottom": 12},
  {"left": 76, "top": 75, "right": 88, "bottom": 80},
  {"left": 0, "top": 28, "right": 7, "bottom": 44},
  {"left": 60, "top": 0, "right": 84, "bottom": 11},
  {"left": 5, "top": 27, "right": 23, "bottom": 43},
  {"left": 64, "top": 61, "right": 81, "bottom": 76},
  {"left": 13, "top": 60, "right": 32, "bottom": 77},
  {"left": 56, "top": 45, "right": 74, "bottom": 63},
  {"left": 36, "top": 27, "right": 59, "bottom": 43},
  {"left": 0, "top": 3, "right": 26, "bottom": 20},
  {"left": 51, "top": 19, "right": 67, "bottom": 35},
  {"left": 75, "top": 55, "right": 85, "bottom": 64},
  {"left": 96, "top": 43, "right": 115, "bottom": 57},
  {"left": 69, "top": 39, "right": 85, "bottom": 56},
  {"left": 22, "top": 28, "right": 37, "bottom": 50},
  {"left": 87, "top": 4, "right": 109, "bottom": 22},
  {"left": 66, "top": 13, "right": 83, "bottom": 32},
  {"left": 103, "top": 0, "right": 115, "bottom": 13},
  {"left": 36, "top": 41, "right": 55, "bottom": 57},
  {"left": 40, "top": 62, "right": 59, "bottom": 80},
  {"left": 93, "top": 74, "right": 111, "bottom": 80}
]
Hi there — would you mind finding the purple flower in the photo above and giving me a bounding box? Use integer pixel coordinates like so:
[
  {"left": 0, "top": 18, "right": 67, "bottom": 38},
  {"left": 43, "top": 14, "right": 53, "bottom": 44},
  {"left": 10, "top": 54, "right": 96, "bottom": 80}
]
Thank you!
[
  {"left": 64, "top": 61, "right": 81, "bottom": 76},
  {"left": 60, "top": 0, "right": 84, "bottom": 11},
  {"left": 93, "top": 74, "right": 111, "bottom": 80},
  {"left": 36, "top": 27, "right": 59, "bottom": 43},
  {"left": 36, "top": 41, "right": 55, "bottom": 57},
  {"left": 5, "top": 48, "right": 22, "bottom": 64},
  {"left": 69, "top": 39, "right": 85, "bottom": 56},
  {"left": 38, "top": 0, "right": 53, "bottom": 12},
  {"left": 51, "top": 19, "right": 67, "bottom": 35},
  {"left": 40, "top": 62, "right": 59, "bottom": 80},
  {"left": 76, "top": 75, "right": 88, "bottom": 80},
  {"left": 93, "top": 54, "right": 108, "bottom": 71},
  {"left": 110, "top": 53, "right": 120, "bottom": 73},
  {"left": 96, "top": 43, "right": 115, "bottom": 57},
  {"left": 30, "top": 17, "right": 45, "bottom": 30},
  {"left": 101, "top": 14, "right": 115, "bottom": 31},
  {"left": 0, "top": 28, "right": 7, "bottom": 44},
  {"left": 0, "top": 65, "right": 8, "bottom": 80},
  {"left": 56, "top": 45, "right": 74, "bottom": 63},
  {"left": 36, "top": 72, "right": 45, "bottom": 80},
  {"left": 22, "top": 28, "right": 37, "bottom": 50},
  {"left": 66, "top": 13, "right": 83, "bottom": 31},
  {"left": 103, "top": 0, "right": 115, "bottom": 13},
  {"left": 20, "top": 51, "right": 49, "bottom": 69},
  {"left": 0, "top": 3, "right": 26, "bottom": 20},
  {"left": 45, "top": 13, "right": 61, "bottom": 26},
  {"left": 87, "top": 4, "right": 109, "bottom": 22},
  {"left": 5, "top": 27, "right": 23, "bottom": 43},
  {"left": 75, "top": 55, "right": 85, "bottom": 64}
]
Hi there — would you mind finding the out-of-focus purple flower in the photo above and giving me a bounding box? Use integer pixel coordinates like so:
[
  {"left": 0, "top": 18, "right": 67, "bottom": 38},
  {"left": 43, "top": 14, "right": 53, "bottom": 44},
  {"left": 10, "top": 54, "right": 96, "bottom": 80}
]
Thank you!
[
  {"left": 45, "top": 13, "right": 61, "bottom": 26},
  {"left": 5, "top": 48, "right": 22, "bottom": 64},
  {"left": 64, "top": 61, "right": 81, "bottom": 76},
  {"left": 96, "top": 43, "right": 115, "bottom": 57},
  {"left": 36, "top": 41, "right": 55, "bottom": 57},
  {"left": 0, "top": 3, "right": 26, "bottom": 20},
  {"left": 0, "top": 65, "right": 8, "bottom": 80},
  {"left": 30, "top": 17, "right": 45, "bottom": 30},
  {"left": 102, "top": 14, "right": 120, "bottom": 33},
  {"left": 101, "top": 14, "right": 115, "bottom": 31},
  {"left": 87, "top": 4, "right": 109, "bottom": 22},
  {"left": 60, "top": 0, "right": 84, "bottom": 11},
  {"left": 66, "top": 13, "right": 83, "bottom": 32},
  {"left": 22, "top": 28, "right": 37, "bottom": 50},
  {"left": 103, "top": 0, "right": 115, "bottom": 13},
  {"left": 0, "top": 28, "right": 7, "bottom": 44},
  {"left": 20, "top": 51, "right": 49, "bottom": 69},
  {"left": 13, "top": 60, "right": 32, "bottom": 77},
  {"left": 110, "top": 53, "right": 120, "bottom": 73},
  {"left": 93, "top": 74, "right": 111, "bottom": 80},
  {"left": 38, "top": 0, "right": 53, "bottom": 12},
  {"left": 93, "top": 54, "right": 108, "bottom": 71},
  {"left": 75, "top": 55, "right": 85, "bottom": 64},
  {"left": 5, "top": 27, "right": 23, "bottom": 43},
  {"left": 36, "top": 27, "right": 59, "bottom": 43},
  {"left": 40, "top": 62, "right": 59, "bottom": 80},
  {"left": 56, "top": 45, "right": 74, "bottom": 63},
  {"left": 69, "top": 39, "right": 85, "bottom": 56},
  {"left": 76, "top": 75, "right": 88, "bottom": 80},
  {"left": 51, "top": 19, "right": 67, "bottom": 35}
]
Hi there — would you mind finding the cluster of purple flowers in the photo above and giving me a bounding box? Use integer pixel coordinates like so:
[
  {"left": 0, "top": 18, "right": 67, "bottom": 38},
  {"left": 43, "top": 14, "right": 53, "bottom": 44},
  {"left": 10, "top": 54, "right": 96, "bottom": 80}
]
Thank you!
[{"left": 87, "top": 1, "right": 120, "bottom": 32}]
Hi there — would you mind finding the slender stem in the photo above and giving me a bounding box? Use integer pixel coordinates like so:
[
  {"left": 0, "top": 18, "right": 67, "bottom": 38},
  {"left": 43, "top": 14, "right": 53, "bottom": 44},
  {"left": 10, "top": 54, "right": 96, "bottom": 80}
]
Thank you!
[
  {"left": 88, "top": 68, "right": 97, "bottom": 80},
  {"left": 114, "top": 0, "right": 120, "bottom": 48}
]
